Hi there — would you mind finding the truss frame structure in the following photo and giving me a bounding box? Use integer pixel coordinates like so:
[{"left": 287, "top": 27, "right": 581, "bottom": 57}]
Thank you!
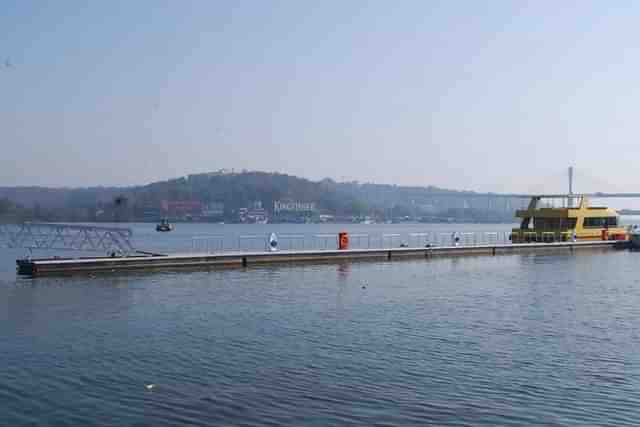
[{"left": 0, "top": 223, "right": 135, "bottom": 254}]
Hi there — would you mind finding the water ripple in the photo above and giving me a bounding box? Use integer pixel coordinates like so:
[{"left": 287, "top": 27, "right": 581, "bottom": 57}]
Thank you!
[{"left": 4, "top": 252, "right": 640, "bottom": 425}]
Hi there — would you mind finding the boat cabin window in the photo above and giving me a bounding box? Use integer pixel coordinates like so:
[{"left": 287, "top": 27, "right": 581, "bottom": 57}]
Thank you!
[
  {"left": 583, "top": 217, "right": 618, "bottom": 228},
  {"left": 531, "top": 218, "right": 576, "bottom": 230}
]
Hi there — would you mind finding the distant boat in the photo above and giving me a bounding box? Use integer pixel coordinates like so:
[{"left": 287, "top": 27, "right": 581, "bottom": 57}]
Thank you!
[{"left": 156, "top": 218, "right": 174, "bottom": 232}]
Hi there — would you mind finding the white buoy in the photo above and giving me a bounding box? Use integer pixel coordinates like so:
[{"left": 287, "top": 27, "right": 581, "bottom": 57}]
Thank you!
[
  {"left": 146, "top": 384, "right": 155, "bottom": 390},
  {"left": 452, "top": 232, "right": 460, "bottom": 247},
  {"left": 269, "top": 233, "right": 278, "bottom": 252}
]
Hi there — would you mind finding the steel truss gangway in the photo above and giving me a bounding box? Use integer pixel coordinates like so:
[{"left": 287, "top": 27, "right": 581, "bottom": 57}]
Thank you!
[{"left": 0, "top": 223, "right": 135, "bottom": 254}]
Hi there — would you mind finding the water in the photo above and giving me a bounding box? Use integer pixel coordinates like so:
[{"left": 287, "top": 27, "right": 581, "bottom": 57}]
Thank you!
[{"left": 3, "top": 223, "right": 640, "bottom": 426}]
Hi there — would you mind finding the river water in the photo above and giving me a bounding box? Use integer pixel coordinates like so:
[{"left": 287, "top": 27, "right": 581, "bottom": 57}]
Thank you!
[{"left": 3, "top": 222, "right": 640, "bottom": 426}]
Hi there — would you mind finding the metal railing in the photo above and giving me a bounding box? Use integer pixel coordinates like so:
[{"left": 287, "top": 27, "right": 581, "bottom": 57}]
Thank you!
[
  {"left": 277, "top": 234, "right": 306, "bottom": 250},
  {"left": 214, "top": 231, "right": 515, "bottom": 252},
  {"left": 382, "top": 233, "right": 402, "bottom": 248},
  {"left": 314, "top": 234, "right": 337, "bottom": 250},
  {"left": 192, "top": 235, "right": 225, "bottom": 253},
  {"left": 409, "top": 232, "right": 431, "bottom": 247},
  {"left": 348, "top": 233, "right": 371, "bottom": 249},
  {"left": 238, "top": 235, "right": 268, "bottom": 251}
]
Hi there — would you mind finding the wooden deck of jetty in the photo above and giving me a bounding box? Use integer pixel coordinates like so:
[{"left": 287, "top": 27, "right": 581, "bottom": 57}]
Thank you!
[{"left": 17, "top": 240, "right": 629, "bottom": 276}]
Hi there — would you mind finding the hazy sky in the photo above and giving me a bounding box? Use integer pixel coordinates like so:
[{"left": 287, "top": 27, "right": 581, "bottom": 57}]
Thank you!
[{"left": 2, "top": 1, "right": 640, "bottom": 193}]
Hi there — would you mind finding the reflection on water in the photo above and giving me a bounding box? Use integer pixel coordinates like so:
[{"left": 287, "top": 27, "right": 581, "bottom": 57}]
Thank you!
[{"left": 336, "top": 262, "right": 351, "bottom": 280}]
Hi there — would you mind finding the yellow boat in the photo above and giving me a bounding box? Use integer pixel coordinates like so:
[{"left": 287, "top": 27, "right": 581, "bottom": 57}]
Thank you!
[{"left": 511, "top": 194, "right": 627, "bottom": 243}]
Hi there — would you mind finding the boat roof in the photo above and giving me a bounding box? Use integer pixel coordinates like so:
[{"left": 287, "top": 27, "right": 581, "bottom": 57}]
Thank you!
[{"left": 516, "top": 194, "right": 620, "bottom": 218}]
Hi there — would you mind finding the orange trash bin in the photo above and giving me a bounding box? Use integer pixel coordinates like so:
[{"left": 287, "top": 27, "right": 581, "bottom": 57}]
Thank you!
[{"left": 338, "top": 232, "right": 349, "bottom": 250}]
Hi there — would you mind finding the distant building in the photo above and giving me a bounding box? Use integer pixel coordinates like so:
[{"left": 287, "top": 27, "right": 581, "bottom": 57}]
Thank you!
[
  {"left": 318, "top": 214, "right": 335, "bottom": 223},
  {"left": 160, "top": 200, "right": 203, "bottom": 217},
  {"left": 202, "top": 202, "right": 224, "bottom": 218},
  {"left": 239, "top": 201, "right": 268, "bottom": 223},
  {"left": 274, "top": 200, "right": 316, "bottom": 214},
  {"left": 187, "top": 169, "right": 233, "bottom": 180}
]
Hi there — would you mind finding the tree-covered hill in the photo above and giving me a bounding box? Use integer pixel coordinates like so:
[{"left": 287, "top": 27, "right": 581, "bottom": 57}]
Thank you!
[{"left": 0, "top": 171, "right": 517, "bottom": 222}]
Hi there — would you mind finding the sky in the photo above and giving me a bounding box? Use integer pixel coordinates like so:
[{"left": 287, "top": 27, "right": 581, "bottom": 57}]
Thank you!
[{"left": 2, "top": 1, "right": 640, "bottom": 194}]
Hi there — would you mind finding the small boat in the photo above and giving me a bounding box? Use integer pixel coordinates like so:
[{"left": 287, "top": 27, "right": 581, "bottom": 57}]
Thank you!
[{"left": 156, "top": 218, "right": 174, "bottom": 232}]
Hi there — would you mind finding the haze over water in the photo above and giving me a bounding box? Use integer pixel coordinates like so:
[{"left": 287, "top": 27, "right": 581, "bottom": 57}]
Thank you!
[{"left": 3, "top": 223, "right": 640, "bottom": 426}]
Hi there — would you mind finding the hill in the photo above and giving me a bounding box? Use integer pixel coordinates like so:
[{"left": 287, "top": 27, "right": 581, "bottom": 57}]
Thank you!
[{"left": 0, "top": 171, "right": 519, "bottom": 223}]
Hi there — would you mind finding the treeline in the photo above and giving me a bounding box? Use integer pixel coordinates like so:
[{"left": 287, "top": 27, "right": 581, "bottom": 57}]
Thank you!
[{"left": 0, "top": 171, "right": 519, "bottom": 222}]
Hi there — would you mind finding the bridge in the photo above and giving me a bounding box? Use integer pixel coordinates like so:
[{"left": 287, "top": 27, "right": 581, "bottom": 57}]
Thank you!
[{"left": 402, "top": 166, "right": 640, "bottom": 215}]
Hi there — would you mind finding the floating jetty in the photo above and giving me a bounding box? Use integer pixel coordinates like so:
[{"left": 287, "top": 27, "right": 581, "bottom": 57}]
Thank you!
[{"left": 17, "top": 240, "right": 628, "bottom": 276}]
